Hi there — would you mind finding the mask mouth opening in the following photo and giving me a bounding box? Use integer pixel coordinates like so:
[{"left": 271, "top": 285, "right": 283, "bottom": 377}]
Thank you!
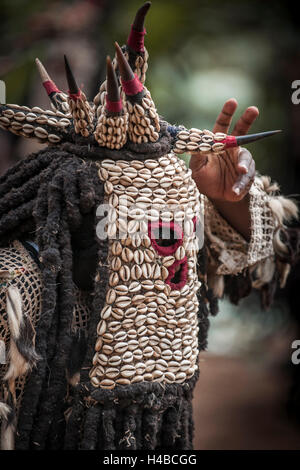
[
  {"left": 171, "top": 263, "right": 183, "bottom": 284},
  {"left": 148, "top": 221, "right": 183, "bottom": 256},
  {"left": 166, "top": 257, "right": 188, "bottom": 291}
]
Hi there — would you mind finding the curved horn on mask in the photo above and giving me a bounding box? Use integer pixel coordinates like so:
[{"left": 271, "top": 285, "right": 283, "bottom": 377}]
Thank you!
[
  {"left": 115, "top": 42, "right": 137, "bottom": 84},
  {"left": 126, "top": 2, "right": 151, "bottom": 84},
  {"left": 94, "top": 56, "right": 128, "bottom": 150},
  {"left": 35, "top": 58, "right": 69, "bottom": 114},
  {"left": 64, "top": 55, "right": 80, "bottom": 96},
  {"left": 64, "top": 55, "right": 94, "bottom": 137},
  {"left": 115, "top": 42, "right": 160, "bottom": 144},
  {"left": 127, "top": 2, "right": 151, "bottom": 52},
  {"left": 106, "top": 56, "right": 122, "bottom": 107},
  {"left": 94, "top": 1, "right": 151, "bottom": 106}
]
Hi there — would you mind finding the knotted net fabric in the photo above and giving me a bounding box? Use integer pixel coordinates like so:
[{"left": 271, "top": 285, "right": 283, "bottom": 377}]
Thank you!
[
  {"left": 0, "top": 241, "right": 91, "bottom": 414},
  {"left": 0, "top": 241, "right": 42, "bottom": 410},
  {"left": 204, "top": 176, "right": 276, "bottom": 276}
]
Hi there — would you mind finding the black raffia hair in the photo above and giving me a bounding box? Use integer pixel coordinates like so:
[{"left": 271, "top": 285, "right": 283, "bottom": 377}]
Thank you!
[
  {"left": 0, "top": 130, "right": 214, "bottom": 449},
  {"left": 0, "top": 144, "right": 106, "bottom": 448}
]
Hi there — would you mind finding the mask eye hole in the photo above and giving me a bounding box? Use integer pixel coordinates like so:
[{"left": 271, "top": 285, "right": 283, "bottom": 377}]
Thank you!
[
  {"left": 151, "top": 227, "right": 176, "bottom": 246},
  {"left": 148, "top": 221, "right": 183, "bottom": 256}
]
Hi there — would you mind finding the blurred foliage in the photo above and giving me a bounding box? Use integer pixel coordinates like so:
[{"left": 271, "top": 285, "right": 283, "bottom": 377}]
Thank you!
[{"left": 0, "top": 0, "right": 300, "bottom": 192}]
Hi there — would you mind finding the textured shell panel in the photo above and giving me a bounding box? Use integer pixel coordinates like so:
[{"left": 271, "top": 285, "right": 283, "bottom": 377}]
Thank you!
[{"left": 90, "top": 152, "right": 203, "bottom": 389}]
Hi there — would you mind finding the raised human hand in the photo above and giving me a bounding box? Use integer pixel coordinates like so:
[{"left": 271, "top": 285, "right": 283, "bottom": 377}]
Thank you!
[{"left": 189, "top": 98, "right": 259, "bottom": 202}]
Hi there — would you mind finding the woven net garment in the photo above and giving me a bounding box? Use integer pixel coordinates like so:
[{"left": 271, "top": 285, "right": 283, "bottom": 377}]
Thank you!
[
  {"left": 0, "top": 241, "right": 42, "bottom": 412},
  {"left": 204, "top": 176, "right": 276, "bottom": 276},
  {"left": 0, "top": 241, "right": 92, "bottom": 424}
]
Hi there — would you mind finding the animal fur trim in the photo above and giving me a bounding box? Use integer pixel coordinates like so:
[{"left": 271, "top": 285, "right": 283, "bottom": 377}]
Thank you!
[
  {"left": 0, "top": 402, "right": 15, "bottom": 450},
  {"left": 268, "top": 196, "right": 298, "bottom": 225},
  {"left": 4, "top": 286, "right": 39, "bottom": 385},
  {"left": 0, "top": 402, "right": 11, "bottom": 421}
]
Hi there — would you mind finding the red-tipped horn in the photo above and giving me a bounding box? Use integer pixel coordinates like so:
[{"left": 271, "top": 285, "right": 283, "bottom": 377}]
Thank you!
[
  {"left": 64, "top": 54, "right": 80, "bottom": 97},
  {"left": 115, "top": 42, "right": 134, "bottom": 81},
  {"left": 115, "top": 42, "right": 144, "bottom": 96},
  {"left": 221, "top": 130, "right": 282, "bottom": 149},
  {"left": 35, "top": 58, "right": 60, "bottom": 96},
  {"left": 133, "top": 2, "right": 151, "bottom": 31},
  {"left": 106, "top": 56, "right": 123, "bottom": 114},
  {"left": 127, "top": 2, "right": 151, "bottom": 53},
  {"left": 64, "top": 55, "right": 93, "bottom": 137},
  {"left": 35, "top": 58, "right": 69, "bottom": 113}
]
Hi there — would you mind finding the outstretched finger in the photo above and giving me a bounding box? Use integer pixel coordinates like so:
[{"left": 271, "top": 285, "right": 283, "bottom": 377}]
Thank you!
[
  {"left": 232, "top": 106, "right": 259, "bottom": 136},
  {"left": 213, "top": 98, "right": 238, "bottom": 134}
]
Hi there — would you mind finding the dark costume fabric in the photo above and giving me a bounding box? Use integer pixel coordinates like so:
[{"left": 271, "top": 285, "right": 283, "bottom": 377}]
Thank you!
[{"left": 0, "top": 4, "right": 298, "bottom": 449}]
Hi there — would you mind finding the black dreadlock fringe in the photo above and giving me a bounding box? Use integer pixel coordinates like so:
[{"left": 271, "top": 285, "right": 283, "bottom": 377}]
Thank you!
[
  {"left": 196, "top": 245, "right": 218, "bottom": 351},
  {"left": 160, "top": 402, "right": 182, "bottom": 448},
  {"left": 142, "top": 404, "right": 161, "bottom": 449},
  {"left": 16, "top": 167, "right": 69, "bottom": 448},
  {"left": 101, "top": 407, "right": 116, "bottom": 450},
  {"left": 133, "top": 404, "right": 143, "bottom": 450},
  {"left": 81, "top": 404, "right": 102, "bottom": 450},
  {"left": 15, "top": 266, "right": 58, "bottom": 449},
  {"left": 0, "top": 148, "right": 53, "bottom": 199},
  {"left": 47, "top": 399, "right": 67, "bottom": 450},
  {"left": 63, "top": 367, "right": 199, "bottom": 450},
  {"left": 30, "top": 215, "right": 74, "bottom": 449},
  {"left": 0, "top": 173, "right": 42, "bottom": 218},
  {"left": 187, "top": 400, "right": 195, "bottom": 447},
  {"left": 80, "top": 242, "right": 109, "bottom": 386},
  {"left": 118, "top": 403, "right": 138, "bottom": 450},
  {"left": 64, "top": 393, "right": 85, "bottom": 450},
  {"left": 113, "top": 400, "right": 125, "bottom": 449},
  {"left": 0, "top": 146, "right": 105, "bottom": 449},
  {"left": 61, "top": 120, "right": 173, "bottom": 162}
]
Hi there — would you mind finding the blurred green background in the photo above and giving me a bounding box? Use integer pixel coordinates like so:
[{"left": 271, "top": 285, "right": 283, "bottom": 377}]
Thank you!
[{"left": 1, "top": 0, "right": 300, "bottom": 449}]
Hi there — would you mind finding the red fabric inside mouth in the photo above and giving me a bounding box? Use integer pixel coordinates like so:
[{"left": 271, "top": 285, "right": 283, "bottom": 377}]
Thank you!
[
  {"left": 148, "top": 220, "right": 183, "bottom": 256},
  {"left": 166, "top": 257, "right": 188, "bottom": 291}
]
